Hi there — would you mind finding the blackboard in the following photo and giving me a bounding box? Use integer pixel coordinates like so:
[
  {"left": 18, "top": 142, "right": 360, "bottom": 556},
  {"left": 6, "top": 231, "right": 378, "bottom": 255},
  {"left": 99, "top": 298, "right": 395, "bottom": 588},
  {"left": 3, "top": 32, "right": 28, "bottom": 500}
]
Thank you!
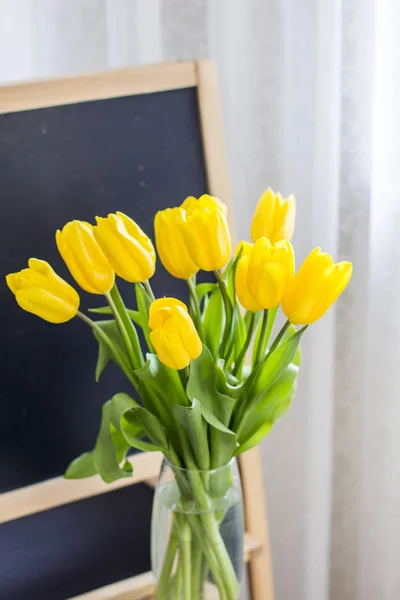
[{"left": 0, "top": 70, "right": 213, "bottom": 599}]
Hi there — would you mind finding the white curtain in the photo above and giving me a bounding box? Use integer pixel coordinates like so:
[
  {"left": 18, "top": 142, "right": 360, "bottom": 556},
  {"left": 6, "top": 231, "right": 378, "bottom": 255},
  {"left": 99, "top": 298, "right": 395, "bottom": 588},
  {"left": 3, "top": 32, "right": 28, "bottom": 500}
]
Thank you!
[{"left": 1, "top": 1, "right": 399, "bottom": 599}]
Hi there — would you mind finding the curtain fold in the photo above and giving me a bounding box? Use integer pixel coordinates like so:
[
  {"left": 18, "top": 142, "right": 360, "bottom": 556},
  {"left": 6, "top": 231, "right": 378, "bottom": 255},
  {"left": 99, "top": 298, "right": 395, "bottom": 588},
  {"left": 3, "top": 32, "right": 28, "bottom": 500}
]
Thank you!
[{"left": 0, "top": 1, "right": 397, "bottom": 599}]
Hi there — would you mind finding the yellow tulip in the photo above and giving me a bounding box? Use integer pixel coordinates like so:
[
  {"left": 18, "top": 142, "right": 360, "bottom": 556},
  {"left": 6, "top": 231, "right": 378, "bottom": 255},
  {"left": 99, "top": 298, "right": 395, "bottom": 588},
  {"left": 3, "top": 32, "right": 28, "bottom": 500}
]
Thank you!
[
  {"left": 181, "top": 194, "right": 227, "bottom": 217},
  {"left": 180, "top": 205, "right": 232, "bottom": 271},
  {"left": 251, "top": 188, "right": 296, "bottom": 244},
  {"left": 56, "top": 220, "right": 114, "bottom": 294},
  {"left": 282, "top": 247, "right": 353, "bottom": 324},
  {"left": 235, "top": 242, "right": 263, "bottom": 312},
  {"left": 94, "top": 212, "right": 156, "bottom": 283},
  {"left": 6, "top": 258, "right": 79, "bottom": 323},
  {"left": 246, "top": 237, "right": 294, "bottom": 309},
  {"left": 154, "top": 208, "right": 198, "bottom": 279},
  {"left": 149, "top": 297, "right": 202, "bottom": 370}
]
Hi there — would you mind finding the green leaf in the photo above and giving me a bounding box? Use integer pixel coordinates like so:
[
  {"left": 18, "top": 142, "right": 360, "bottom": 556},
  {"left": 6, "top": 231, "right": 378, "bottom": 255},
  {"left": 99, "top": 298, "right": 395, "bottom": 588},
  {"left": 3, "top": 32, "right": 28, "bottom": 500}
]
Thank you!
[
  {"left": 122, "top": 406, "right": 168, "bottom": 453},
  {"left": 135, "top": 354, "right": 188, "bottom": 409},
  {"left": 203, "top": 287, "right": 224, "bottom": 358},
  {"left": 281, "top": 324, "right": 302, "bottom": 367},
  {"left": 235, "top": 422, "right": 273, "bottom": 455},
  {"left": 187, "top": 345, "right": 235, "bottom": 433},
  {"left": 225, "top": 302, "right": 247, "bottom": 369},
  {"left": 252, "top": 306, "right": 278, "bottom": 367},
  {"left": 241, "top": 365, "right": 252, "bottom": 380},
  {"left": 64, "top": 392, "right": 141, "bottom": 481},
  {"left": 93, "top": 320, "right": 126, "bottom": 381},
  {"left": 173, "top": 399, "right": 210, "bottom": 470},
  {"left": 226, "top": 248, "right": 243, "bottom": 305},
  {"left": 215, "top": 361, "right": 243, "bottom": 399},
  {"left": 110, "top": 423, "right": 131, "bottom": 463},
  {"left": 247, "top": 328, "right": 305, "bottom": 401},
  {"left": 270, "top": 376, "right": 298, "bottom": 421},
  {"left": 94, "top": 400, "right": 133, "bottom": 483},
  {"left": 201, "top": 292, "right": 210, "bottom": 316},
  {"left": 89, "top": 306, "right": 113, "bottom": 314},
  {"left": 244, "top": 309, "right": 261, "bottom": 332},
  {"left": 221, "top": 258, "right": 233, "bottom": 282},
  {"left": 135, "top": 283, "right": 154, "bottom": 351},
  {"left": 209, "top": 426, "right": 238, "bottom": 469},
  {"left": 195, "top": 282, "right": 217, "bottom": 303},
  {"left": 89, "top": 306, "right": 143, "bottom": 326},
  {"left": 109, "top": 392, "right": 141, "bottom": 432},
  {"left": 64, "top": 451, "right": 97, "bottom": 479},
  {"left": 238, "top": 362, "right": 299, "bottom": 443},
  {"left": 235, "top": 362, "right": 299, "bottom": 455}
]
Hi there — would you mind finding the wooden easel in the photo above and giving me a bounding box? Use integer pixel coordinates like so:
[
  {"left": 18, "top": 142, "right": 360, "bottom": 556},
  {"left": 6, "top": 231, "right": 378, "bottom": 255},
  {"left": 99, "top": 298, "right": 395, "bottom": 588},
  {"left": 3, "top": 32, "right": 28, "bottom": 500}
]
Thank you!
[{"left": 0, "top": 60, "right": 274, "bottom": 600}]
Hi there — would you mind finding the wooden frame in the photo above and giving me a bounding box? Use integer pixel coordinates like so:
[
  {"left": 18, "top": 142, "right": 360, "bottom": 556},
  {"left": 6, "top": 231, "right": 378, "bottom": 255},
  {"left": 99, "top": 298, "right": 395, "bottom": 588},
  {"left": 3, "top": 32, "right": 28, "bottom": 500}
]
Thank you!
[{"left": 0, "top": 60, "right": 273, "bottom": 600}]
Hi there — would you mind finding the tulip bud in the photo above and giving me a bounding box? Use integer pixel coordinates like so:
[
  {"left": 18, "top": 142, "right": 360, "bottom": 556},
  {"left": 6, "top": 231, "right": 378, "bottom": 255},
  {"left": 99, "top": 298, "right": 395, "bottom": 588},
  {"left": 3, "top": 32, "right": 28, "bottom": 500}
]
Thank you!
[
  {"left": 181, "top": 194, "right": 227, "bottom": 217},
  {"left": 282, "top": 247, "right": 353, "bottom": 324},
  {"left": 6, "top": 258, "right": 80, "bottom": 323},
  {"left": 235, "top": 242, "right": 263, "bottom": 312},
  {"left": 251, "top": 188, "right": 296, "bottom": 244},
  {"left": 154, "top": 208, "right": 198, "bottom": 279},
  {"left": 93, "top": 212, "right": 156, "bottom": 283},
  {"left": 244, "top": 237, "right": 294, "bottom": 309},
  {"left": 180, "top": 205, "right": 231, "bottom": 271},
  {"left": 56, "top": 220, "right": 114, "bottom": 294},
  {"left": 149, "top": 297, "right": 202, "bottom": 370}
]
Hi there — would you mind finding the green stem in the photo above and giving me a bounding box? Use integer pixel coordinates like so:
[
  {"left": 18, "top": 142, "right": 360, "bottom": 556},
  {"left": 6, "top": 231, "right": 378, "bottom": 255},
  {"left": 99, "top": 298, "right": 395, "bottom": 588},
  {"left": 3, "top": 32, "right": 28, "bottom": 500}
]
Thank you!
[
  {"left": 171, "top": 555, "right": 183, "bottom": 599},
  {"left": 191, "top": 542, "right": 203, "bottom": 598},
  {"left": 76, "top": 311, "right": 136, "bottom": 386},
  {"left": 253, "top": 309, "right": 269, "bottom": 366},
  {"left": 187, "top": 276, "right": 205, "bottom": 341},
  {"left": 143, "top": 279, "right": 156, "bottom": 302},
  {"left": 268, "top": 319, "right": 291, "bottom": 356},
  {"left": 156, "top": 520, "right": 179, "bottom": 600},
  {"left": 198, "top": 555, "right": 208, "bottom": 599},
  {"left": 180, "top": 518, "right": 192, "bottom": 600},
  {"left": 233, "top": 311, "right": 257, "bottom": 377},
  {"left": 213, "top": 270, "right": 233, "bottom": 359},
  {"left": 187, "top": 515, "right": 229, "bottom": 600},
  {"left": 253, "top": 305, "right": 278, "bottom": 367},
  {"left": 200, "top": 512, "right": 239, "bottom": 600},
  {"left": 178, "top": 366, "right": 189, "bottom": 393},
  {"left": 106, "top": 284, "right": 144, "bottom": 368},
  {"left": 176, "top": 434, "right": 238, "bottom": 600}
]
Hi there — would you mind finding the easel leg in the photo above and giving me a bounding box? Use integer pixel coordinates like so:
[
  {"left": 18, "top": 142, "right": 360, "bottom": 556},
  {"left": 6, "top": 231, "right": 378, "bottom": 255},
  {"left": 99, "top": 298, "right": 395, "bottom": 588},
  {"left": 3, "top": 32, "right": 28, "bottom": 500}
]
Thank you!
[{"left": 239, "top": 447, "right": 274, "bottom": 600}]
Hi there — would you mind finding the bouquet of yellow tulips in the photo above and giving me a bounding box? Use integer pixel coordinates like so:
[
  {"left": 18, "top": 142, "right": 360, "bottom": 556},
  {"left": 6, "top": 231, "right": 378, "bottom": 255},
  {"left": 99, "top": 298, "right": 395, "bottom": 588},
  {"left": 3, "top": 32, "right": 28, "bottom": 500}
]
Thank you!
[{"left": 6, "top": 189, "right": 352, "bottom": 600}]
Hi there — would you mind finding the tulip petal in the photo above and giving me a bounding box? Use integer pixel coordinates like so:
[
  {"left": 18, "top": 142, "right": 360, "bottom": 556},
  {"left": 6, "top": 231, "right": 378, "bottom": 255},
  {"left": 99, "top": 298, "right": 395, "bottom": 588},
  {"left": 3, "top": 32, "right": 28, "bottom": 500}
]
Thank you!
[
  {"left": 235, "top": 241, "right": 253, "bottom": 258},
  {"left": 116, "top": 211, "right": 156, "bottom": 263},
  {"left": 148, "top": 297, "right": 188, "bottom": 330},
  {"left": 282, "top": 247, "right": 353, "bottom": 324},
  {"left": 181, "top": 206, "right": 231, "bottom": 272},
  {"left": 251, "top": 188, "right": 296, "bottom": 243},
  {"left": 245, "top": 237, "right": 294, "bottom": 309},
  {"left": 28, "top": 258, "right": 80, "bottom": 306},
  {"left": 6, "top": 259, "right": 80, "bottom": 324},
  {"left": 182, "top": 194, "right": 227, "bottom": 217},
  {"left": 252, "top": 261, "right": 288, "bottom": 308},
  {"left": 154, "top": 208, "right": 198, "bottom": 279},
  {"left": 6, "top": 272, "right": 21, "bottom": 294},
  {"left": 94, "top": 214, "right": 155, "bottom": 283},
  {"left": 15, "top": 287, "right": 79, "bottom": 323},
  {"left": 148, "top": 297, "right": 201, "bottom": 369},
  {"left": 306, "top": 261, "right": 353, "bottom": 323},
  {"left": 150, "top": 330, "right": 191, "bottom": 370},
  {"left": 235, "top": 255, "right": 263, "bottom": 312},
  {"left": 56, "top": 221, "right": 114, "bottom": 294}
]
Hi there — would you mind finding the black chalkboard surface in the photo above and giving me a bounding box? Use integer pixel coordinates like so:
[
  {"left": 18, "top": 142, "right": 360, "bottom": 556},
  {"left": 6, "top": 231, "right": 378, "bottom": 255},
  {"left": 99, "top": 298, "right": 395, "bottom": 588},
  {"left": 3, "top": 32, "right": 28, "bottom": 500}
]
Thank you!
[{"left": 0, "top": 82, "right": 209, "bottom": 598}]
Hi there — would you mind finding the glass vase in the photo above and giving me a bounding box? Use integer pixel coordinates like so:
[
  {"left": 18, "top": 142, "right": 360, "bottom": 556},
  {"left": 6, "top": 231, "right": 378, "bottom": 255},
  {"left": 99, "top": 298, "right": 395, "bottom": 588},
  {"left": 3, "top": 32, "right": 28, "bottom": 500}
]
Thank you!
[{"left": 151, "top": 458, "right": 244, "bottom": 600}]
